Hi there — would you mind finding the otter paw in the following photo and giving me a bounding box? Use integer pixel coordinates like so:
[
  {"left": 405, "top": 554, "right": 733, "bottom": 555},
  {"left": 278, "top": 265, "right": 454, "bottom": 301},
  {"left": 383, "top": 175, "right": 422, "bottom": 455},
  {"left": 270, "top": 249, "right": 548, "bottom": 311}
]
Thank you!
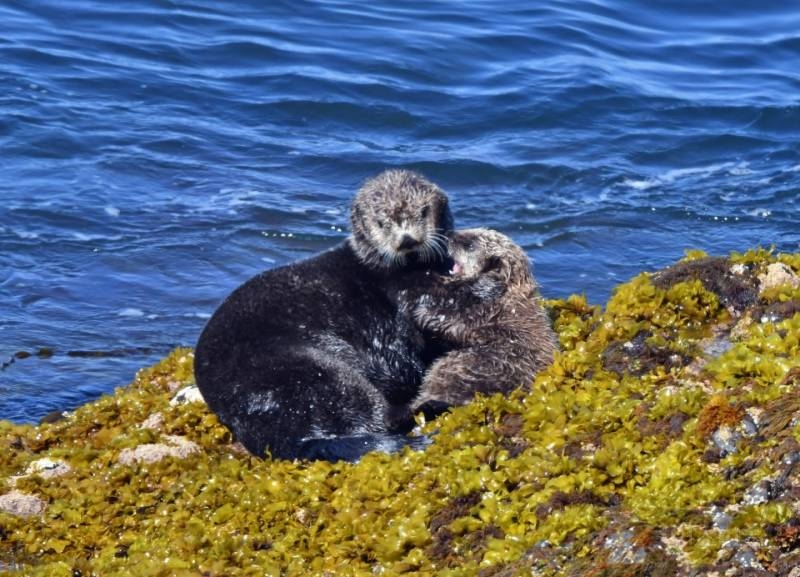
[
  {"left": 471, "top": 276, "right": 504, "bottom": 301},
  {"left": 412, "top": 294, "right": 436, "bottom": 320}
]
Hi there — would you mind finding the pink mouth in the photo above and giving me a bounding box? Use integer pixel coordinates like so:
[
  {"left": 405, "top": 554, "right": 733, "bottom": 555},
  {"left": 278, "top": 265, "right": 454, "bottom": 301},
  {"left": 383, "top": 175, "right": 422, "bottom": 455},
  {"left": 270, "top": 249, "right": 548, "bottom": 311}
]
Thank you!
[{"left": 449, "top": 262, "right": 463, "bottom": 276}]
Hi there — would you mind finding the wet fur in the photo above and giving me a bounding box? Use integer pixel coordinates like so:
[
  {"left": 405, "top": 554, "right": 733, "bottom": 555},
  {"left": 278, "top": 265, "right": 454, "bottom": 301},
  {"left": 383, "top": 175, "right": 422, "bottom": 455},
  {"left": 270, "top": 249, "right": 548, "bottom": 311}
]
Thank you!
[
  {"left": 194, "top": 170, "right": 452, "bottom": 461},
  {"left": 408, "top": 228, "right": 558, "bottom": 415}
]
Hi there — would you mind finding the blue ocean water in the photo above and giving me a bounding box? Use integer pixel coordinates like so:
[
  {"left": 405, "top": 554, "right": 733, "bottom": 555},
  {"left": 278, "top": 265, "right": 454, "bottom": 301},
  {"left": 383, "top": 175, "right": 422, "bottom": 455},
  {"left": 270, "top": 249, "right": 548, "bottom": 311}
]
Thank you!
[{"left": 1, "top": 0, "right": 798, "bottom": 423}]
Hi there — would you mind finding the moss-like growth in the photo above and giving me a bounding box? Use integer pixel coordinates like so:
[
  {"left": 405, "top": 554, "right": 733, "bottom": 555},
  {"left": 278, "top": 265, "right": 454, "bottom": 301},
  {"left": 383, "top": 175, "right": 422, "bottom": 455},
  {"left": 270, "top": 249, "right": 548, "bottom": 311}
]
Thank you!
[{"left": 2, "top": 249, "right": 800, "bottom": 576}]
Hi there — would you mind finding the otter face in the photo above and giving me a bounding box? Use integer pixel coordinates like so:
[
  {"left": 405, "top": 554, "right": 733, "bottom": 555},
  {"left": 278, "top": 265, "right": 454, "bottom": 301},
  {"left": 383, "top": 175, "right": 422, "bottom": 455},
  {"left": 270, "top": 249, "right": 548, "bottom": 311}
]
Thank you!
[
  {"left": 350, "top": 169, "right": 453, "bottom": 269},
  {"left": 449, "top": 228, "right": 533, "bottom": 288}
]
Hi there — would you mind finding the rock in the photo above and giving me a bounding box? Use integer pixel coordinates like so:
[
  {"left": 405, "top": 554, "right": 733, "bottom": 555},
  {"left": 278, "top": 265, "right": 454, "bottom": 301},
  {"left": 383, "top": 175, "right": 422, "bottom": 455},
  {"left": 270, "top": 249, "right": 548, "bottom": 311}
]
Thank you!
[
  {"left": 0, "top": 490, "right": 46, "bottom": 517},
  {"left": 39, "top": 409, "right": 69, "bottom": 424},
  {"left": 139, "top": 412, "right": 164, "bottom": 430},
  {"left": 118, "top": 435, "right": 200, "bottom": 466},
  {"left": 650, "top": 255, "right": 759, "bottom": 313},
  {"left": 709, "top": 506, "right": 733, "bottom": 531},
  {"left": 732, "top": 543, "right": 763, "bottom": 570},
  {"left": 743, "top": 480, "right": 772, "bottom": 505},
  {"left": 711, "top": 425, "right": 742, "bottom": 456},
  {"left": 758, "top": 262, "right": 800, "bottom": 294},
  {"left": 603, "top": 528, "right": 647, "bottom": 564}
]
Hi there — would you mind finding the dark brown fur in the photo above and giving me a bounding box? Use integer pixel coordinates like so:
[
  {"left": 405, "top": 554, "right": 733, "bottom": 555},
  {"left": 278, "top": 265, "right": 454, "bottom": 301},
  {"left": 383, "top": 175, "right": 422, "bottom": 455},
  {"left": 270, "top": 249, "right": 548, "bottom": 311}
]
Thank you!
[{"left": 194, "top": 170, "right": 452, "bottom": 461}]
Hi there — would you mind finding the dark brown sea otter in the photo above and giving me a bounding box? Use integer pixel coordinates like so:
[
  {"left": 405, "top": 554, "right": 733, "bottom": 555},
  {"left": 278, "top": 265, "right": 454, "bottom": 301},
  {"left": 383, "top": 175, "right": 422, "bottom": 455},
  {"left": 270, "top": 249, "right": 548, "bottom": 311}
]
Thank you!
[{"left": 194, "top": 170, "right": 453, "bottom": 461}]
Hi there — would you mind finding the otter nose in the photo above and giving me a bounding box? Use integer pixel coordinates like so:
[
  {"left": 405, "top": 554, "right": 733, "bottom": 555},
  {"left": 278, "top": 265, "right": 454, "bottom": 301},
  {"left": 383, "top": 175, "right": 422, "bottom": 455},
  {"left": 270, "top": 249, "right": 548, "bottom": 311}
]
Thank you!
[{"left": 397, "top": 234, "right": 420, "bottom": 251}]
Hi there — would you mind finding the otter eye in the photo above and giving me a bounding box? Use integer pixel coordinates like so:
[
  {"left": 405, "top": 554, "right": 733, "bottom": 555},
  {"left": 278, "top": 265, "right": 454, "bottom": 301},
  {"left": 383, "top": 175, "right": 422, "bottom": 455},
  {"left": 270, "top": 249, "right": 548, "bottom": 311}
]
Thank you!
[
  {"left": 420, "top": 206, "right": 430, "bottom": 219},
  {"left": 455, "top": 235, "right": 477, "bottom": 251}
]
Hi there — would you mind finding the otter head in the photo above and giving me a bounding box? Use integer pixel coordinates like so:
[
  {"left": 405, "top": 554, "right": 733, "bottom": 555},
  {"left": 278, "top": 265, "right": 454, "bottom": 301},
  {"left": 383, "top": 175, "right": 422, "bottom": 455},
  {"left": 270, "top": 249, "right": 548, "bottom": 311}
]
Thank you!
[
  {"left": 349, "top": 169, "right": 453, "bottom": 270},
  {"left": 448, "top": 228, "right": 534, "bottom": 290}
]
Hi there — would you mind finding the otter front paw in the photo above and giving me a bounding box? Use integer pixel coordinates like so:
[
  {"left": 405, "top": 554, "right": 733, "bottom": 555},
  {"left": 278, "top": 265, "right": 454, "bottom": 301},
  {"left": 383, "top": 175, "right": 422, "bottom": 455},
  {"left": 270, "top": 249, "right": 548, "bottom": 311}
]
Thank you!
[
  {"left": 412, "top": 293, "right": 436, "bottom": 321},
  {"left": 471, "top": 276, "right": 504, "bottom": 301}
]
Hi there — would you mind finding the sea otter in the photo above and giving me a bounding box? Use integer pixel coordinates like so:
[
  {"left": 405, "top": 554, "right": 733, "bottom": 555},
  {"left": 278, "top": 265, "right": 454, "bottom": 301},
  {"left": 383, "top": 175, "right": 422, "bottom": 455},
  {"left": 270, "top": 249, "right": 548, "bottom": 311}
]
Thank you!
[
  {"left": 194, "top": 170, "right": 453, "bottom": 461},
  {"left": 407, "top": 228, "right": 558, "bottom": 417}
]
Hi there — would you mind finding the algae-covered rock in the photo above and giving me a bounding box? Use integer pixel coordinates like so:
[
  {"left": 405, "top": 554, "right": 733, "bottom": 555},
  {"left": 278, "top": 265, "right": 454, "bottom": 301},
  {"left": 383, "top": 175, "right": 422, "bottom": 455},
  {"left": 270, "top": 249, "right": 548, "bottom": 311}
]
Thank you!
[{"left": 1, "top": 249, "right": 800, "bottom": 576}]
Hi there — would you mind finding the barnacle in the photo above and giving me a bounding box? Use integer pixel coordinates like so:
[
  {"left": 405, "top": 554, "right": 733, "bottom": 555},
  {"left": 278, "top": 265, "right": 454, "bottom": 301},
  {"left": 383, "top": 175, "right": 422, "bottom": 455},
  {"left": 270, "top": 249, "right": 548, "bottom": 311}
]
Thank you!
[{"left": 1, "top": 249, "right": 799, "bottom": 575}]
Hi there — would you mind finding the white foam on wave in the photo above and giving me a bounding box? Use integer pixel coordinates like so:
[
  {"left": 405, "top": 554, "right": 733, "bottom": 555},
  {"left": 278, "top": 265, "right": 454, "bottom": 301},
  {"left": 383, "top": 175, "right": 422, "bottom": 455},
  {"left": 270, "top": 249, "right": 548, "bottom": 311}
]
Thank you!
[
  {"left": 104, "top": 206, "right": 121, "bottom": 217},
  {"left": 118, "top": 308, "right": 145, "bottom": 318},
  {"left": 183, "top": 312, "right": 211, "bottom": 319},
  {"left": 622, "top": 178, "right": 657, "bottom": 191},
  {"left": 71, "top": 232, "right": 123, "bottom": 242},
  {"left": 728, "top": 164, "right": 753, "bottom": 176},
  {"left": 657, "top": 162, "right": 733, "bottom": 182},
  {"left": 745, "top": 208, "right": 772, "bottom": 218},
  {"left": 621, "top": 162, "right": 750, "bottom": 191},
  {"left": 190, "top": 188, "right": 263, "bottom": 213}
]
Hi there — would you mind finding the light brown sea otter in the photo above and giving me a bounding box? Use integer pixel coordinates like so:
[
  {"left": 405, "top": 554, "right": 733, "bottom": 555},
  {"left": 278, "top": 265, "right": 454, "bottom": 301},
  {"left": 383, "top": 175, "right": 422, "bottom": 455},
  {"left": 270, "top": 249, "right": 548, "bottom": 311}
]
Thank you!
[{"left": 408, "top": 228, "right": 558, "bottom": 416}]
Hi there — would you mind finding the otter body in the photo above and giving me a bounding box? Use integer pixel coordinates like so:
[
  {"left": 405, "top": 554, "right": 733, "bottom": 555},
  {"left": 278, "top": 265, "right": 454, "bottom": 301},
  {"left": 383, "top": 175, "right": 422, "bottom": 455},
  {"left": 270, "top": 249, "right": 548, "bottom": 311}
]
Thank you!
[
  {"left": 195, "top": 170, "right": 452, "bottom": 461},
  {"left": 409, "top": 228, "right": 558, "bottom": 416}
]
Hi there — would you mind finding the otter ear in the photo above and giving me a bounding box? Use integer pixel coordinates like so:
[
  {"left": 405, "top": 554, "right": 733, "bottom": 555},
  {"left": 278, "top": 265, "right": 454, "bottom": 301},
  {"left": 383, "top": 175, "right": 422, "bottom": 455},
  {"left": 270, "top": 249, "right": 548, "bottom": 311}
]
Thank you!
[
  {"left": 437, "top": 196, "right": 454, "bottom": 234},
  {"left": 483, "top": 254, "right": 514, "bottom": 286},
  {"left": 484, "top": 255, "right": 503, "bottom": 273}
]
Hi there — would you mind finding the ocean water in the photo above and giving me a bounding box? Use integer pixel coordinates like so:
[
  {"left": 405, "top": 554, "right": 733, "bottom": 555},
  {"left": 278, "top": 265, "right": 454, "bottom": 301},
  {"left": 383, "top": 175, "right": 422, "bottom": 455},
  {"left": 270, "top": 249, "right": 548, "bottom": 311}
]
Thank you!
[{"left": 1, "top": 0, "right": 798, "bottom": 423}]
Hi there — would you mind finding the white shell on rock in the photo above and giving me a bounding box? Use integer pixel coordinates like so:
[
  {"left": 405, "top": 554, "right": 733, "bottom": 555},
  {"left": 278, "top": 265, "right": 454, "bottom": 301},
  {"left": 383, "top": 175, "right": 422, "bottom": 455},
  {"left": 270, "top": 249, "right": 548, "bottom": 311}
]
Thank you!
[
  {"left": 169, "top": 385, "right": 205, "bottom": 406},
  {"left": 25, "top": 457, "right": 71, "bottom": 479},
  {"left": 10, "top": 457, "right": 71, "bottom": 486}
]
